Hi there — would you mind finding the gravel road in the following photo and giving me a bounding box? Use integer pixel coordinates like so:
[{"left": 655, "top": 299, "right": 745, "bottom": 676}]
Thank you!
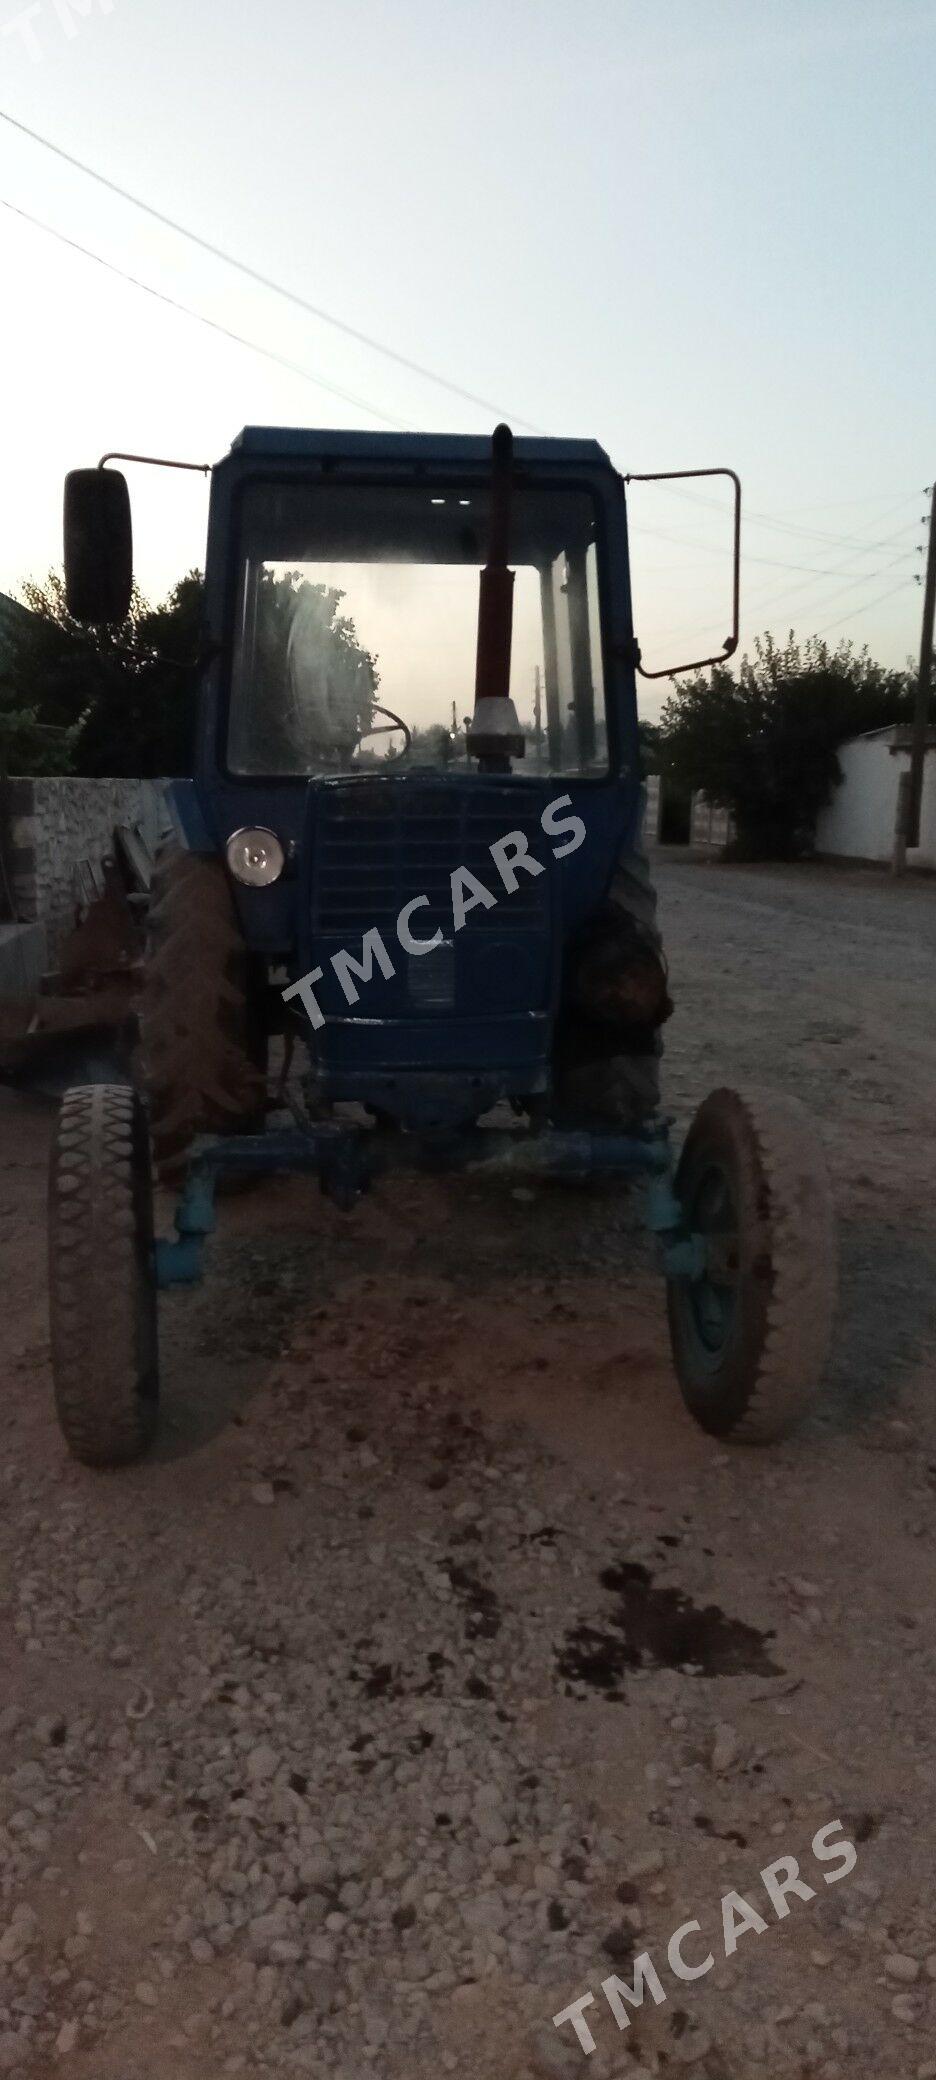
[{"left": 1, "top": 854, "right": 934, "bottom": 2080}]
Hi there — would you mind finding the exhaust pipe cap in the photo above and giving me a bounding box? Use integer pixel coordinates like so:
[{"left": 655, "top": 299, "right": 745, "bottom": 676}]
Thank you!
[{"left": 466, "top": 696, "right": 526, "bottom": 761}]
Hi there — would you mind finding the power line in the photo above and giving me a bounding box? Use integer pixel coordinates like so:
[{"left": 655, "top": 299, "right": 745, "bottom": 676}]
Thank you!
[
  {"left": 646, "top": 553, "right": 916, "bottom": 654},
  {"left": 761, "top": 554, "right": 911, "bottom": 625},
  {"left": 0, "top": 107, "right": 543, "bottom": 433},
  {"left": 0, "top": 197, "right": 412, "bottom": 428},
  {"left": 655, "top": 478, "right": 920, "bottom": 552},
  {"left": 736, "top": 549, "right": 910, "bottom": 626},
  {"left": 630, "top": 492, "right": 923, "bottom": 657},
  {"left": 814, "top": 579, "right": 916, "bottom": 639},
  {"left": 736, "top": 526, "right": 924, "bottom": 627},
  {"left": 637, "top": 521, "right": 917, "bottom": 581},
  {"left": 662, "top": 479, "right": 919, "bottom": 549},
  {"left": 765, "top": 489, "right": 914, "bottom": 512}
]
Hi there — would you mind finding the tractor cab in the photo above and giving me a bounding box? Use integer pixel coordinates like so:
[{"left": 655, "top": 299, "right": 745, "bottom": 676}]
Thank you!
[
  {"left": 221, "top": 428, "right": 622, "bottom": 784},
  {"left": 198, "top": 426, "right": 644, "bottom": 1127}
]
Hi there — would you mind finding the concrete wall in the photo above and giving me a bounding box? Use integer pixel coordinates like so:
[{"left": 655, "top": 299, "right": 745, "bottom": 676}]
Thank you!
[
  {"left": 815, "top": 733, "right": 936, "bottom": 869},
  {"left": 0, "top": 777, "right": 170, "bottom": 962},
  {"left": 0, "top": 921, "right": 46, "bottom": 998}
]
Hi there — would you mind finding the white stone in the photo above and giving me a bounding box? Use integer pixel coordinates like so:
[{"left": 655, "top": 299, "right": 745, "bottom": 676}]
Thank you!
[
  {"left": 885, "top": 1954, "right": 920, "bottom": 1983},
  {"left": 528, "top": 2026, "right": 586, "bottom": 2079},
  {"left": 711, "top": 1723, "right": 739, "bottom": 1774},
  {"left": 245, "top": 1743, "right": 278, "bottom": 1782},
  {"left": 0, "top": 1912, "right": 35, "bottom": 1965},
  {"left": 625, "top": 1847, "right": 665, "bottom": 1880}
]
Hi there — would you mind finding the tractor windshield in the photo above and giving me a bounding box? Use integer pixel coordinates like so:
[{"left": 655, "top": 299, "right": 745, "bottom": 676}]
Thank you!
[{"left": 227, "top": 478, "right": 609, "bottom": 778}]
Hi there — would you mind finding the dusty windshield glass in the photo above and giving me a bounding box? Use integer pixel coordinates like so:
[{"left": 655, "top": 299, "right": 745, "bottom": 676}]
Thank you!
[{"left": 228, "top": 479, "right": 608, "bottom": 777}]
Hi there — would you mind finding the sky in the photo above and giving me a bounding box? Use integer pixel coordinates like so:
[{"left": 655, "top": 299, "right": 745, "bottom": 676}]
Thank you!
[{"left": 1, "top": 0, "right": 934, "bottom": 721}]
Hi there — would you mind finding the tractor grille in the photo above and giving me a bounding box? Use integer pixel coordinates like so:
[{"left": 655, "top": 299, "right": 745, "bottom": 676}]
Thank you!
[
  {"left": 406, "top": 940, "right": 456, "bottom": 1009},
  {"left": 310, "top": 782, "right": 552, "bottom": 937}
]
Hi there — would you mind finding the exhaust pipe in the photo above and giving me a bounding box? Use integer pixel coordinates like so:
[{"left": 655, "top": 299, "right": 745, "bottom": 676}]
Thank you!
[{"left": 467, "top": 423, "right": 525, "bottom": 770}]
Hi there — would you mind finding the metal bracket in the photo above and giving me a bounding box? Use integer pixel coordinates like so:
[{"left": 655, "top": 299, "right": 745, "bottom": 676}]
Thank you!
[
  {"left": 153, "top": 1119, "right": 682, "bottom": 1290},
  {"left": 645, "top": 1172, "right": 684, "bottom": 1236},
  {"left": 661, "top": 1232, "right": 708, "bottom": 1280},
  {"left": 645, "top": 1170, "right": 707, "bottom": 1280},
  {"left": 153, "top": 1167, "right": 217, "bottom": 1288}
]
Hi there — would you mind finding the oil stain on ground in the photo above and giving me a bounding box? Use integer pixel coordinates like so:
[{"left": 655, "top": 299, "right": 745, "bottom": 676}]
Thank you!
[{"left": 557, "top": 1560, "right": 781, "bottom": 1699}]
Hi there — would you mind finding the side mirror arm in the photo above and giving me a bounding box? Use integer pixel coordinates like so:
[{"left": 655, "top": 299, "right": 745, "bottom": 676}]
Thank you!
[
  {"left": 623, "top": 467, "right": 741, "bottom": 679},
  {"left": 98, "top": 451, "right": 210, "bottom": 477}
]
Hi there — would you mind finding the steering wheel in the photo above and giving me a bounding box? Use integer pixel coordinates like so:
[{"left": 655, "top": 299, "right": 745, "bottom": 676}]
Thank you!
[{"left": 356, "top": 703, "right": 412, "bottom": 763}]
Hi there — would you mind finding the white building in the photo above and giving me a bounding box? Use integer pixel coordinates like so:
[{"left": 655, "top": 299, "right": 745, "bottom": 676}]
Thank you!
[{"left": 814, "top": 725, "right": 936, "bottom": 871}]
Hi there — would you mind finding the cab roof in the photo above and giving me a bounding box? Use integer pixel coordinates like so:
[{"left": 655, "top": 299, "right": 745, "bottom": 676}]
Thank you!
[{"left": 227, "top": 427, "right": 613, "bottom": 470}]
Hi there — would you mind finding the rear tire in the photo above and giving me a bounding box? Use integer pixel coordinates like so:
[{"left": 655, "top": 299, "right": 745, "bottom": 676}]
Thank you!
[
  {"left": 607, "top": 839, "right": 660, "bottom": 939},
  {"left": 142, "top": 845, "right": 266, "bottom": 1181},
  {"left": 49, "top": 1084, "right": 158, "bottom": 1466},
  {"left": 552, "top": 1047, "right": 661, "bottom": 1130},
  {"left": 552, "top": 827, "right": 668, "bottom": 1128},
  {"left": 666, "top": 1087, "right": 836, "bottom": 1443}
]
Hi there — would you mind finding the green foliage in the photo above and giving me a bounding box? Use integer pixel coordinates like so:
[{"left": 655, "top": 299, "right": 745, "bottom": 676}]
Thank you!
[
  {"left": 658, "top": 632, "right": 914, "bottom": 859},
  {"left": 406, "top": 722, "right": 457, "bottom": 766},
  {"left": 0, "top": 697, "right": 75, "bottom": 776},
  {"left": 637, "top": 718, "right": 662, "bottom": 775},
  {"left": 0, "top": 570, "right": 205, "bottom": 777},
  {"left": 0, "top": 589, "right": 74, "bottom": 773},
  {"left": 239, "top": 569, "right": 379, "bottom": 772}
]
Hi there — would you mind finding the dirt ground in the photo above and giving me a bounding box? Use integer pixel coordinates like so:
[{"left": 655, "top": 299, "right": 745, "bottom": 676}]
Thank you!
[{"left": 1, "top": 853, "right": 935, "bottom": 2080}]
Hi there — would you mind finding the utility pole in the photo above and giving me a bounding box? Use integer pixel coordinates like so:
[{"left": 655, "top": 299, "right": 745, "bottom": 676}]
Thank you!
[
  {"left": 909, "top": 480, "right": 936, "bottom": 846},
  {"left": 894, "top": 480, "right": 936, "bottom": 873}
]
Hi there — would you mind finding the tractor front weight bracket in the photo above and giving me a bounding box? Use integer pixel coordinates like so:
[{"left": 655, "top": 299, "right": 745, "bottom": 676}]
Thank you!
[
  {"left": 152, "top": 1119, "right": 684, "bottom": 1292},
  {"left": 645, "top": 1168, "right": 706, "bottom": 1280},
  {"left": 153, "top": 1166, "right": 218, "bottom": 1289}
]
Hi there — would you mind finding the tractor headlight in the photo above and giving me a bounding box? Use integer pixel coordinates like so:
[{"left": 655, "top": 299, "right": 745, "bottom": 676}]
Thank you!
[{"left": 226, "top": 827, "right": 285, "bottom": 887}]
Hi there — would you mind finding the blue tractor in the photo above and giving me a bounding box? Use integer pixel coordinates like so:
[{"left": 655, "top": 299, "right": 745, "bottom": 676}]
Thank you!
[{"left": 48, "top": 425, "right": 835, "bottom": 1465}]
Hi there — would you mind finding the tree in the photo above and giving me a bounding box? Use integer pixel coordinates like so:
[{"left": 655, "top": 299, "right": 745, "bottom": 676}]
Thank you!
[
  {"left": 0, "top": 690, "right": 75, "bottom": 777},
  {"left": 238, "top": 569, "right": 379, "bottom": 773},
  {"left": 406, "top": 722, "right": 456, "bottom": 766},
  {"left": 0, "top": 571, "right": 205, "bottom": 777},
  {"left": 658, "top": 632, "right": 914, "bottom": 859},
  {"left": 0, "top": 590, "right": 75, "bottom": 774},
  {"left": 638, "top": 718, "right": 663, "bottom": 775},
  {"left": 2, "top": 565, "right": 384, "bottom": 777}
]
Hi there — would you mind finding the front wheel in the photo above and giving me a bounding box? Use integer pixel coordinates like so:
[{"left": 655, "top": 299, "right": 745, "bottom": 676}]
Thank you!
[
  {"left": 666, "top": 1087, "right": 836, "bottom": 1444},
  {"left": 49, "top": 1084, "right": 159, "bottom": 1466}
]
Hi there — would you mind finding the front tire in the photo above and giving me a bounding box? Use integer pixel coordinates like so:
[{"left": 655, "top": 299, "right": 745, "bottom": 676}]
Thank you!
[
  {"left": 666, "top": 1087, "right": 836, "bottom": 1443},
  {"left": 49, "top": 1084, "right": 159, "bottom": 1466}
]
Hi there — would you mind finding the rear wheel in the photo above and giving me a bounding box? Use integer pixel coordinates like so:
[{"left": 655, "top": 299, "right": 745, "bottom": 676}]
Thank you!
[
  {"left": 552, "top": 1047, "right": 661, "bottom": 1131},
  {"left": 553, "top": 833, "right": 669, "bottom": 1129},
  {"left": 141, "top": 845, "right": 266, "bottom": 1181},
  {"left": 666, "top": 1087, "right": 836, "bottom": 1443},
  {"left": 49, "top": 1083, "right": 158, "bottom": 1466}
]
